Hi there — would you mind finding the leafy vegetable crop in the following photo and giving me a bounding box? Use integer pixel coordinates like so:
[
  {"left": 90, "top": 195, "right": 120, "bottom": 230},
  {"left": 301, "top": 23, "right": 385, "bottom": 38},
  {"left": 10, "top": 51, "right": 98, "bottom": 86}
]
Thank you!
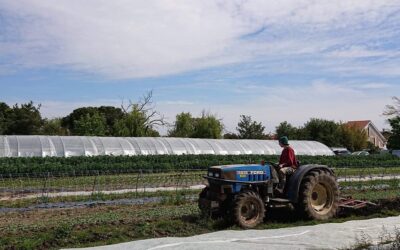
[{"left": 0, "top": 154, "right": 399, "bottom": 175}]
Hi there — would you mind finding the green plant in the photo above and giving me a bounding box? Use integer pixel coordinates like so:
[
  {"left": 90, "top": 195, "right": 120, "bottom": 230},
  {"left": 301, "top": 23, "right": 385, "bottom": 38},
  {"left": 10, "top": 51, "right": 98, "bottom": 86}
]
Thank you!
[{"left": 0, "top": 154, "right": 399, "bottom": 175}]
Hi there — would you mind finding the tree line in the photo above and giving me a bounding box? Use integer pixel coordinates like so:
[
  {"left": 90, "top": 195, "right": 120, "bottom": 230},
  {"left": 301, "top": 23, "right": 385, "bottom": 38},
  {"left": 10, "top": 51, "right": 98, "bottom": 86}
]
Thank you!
[{"left": 0, "top": 93, "right": 399, "bottom": 151}]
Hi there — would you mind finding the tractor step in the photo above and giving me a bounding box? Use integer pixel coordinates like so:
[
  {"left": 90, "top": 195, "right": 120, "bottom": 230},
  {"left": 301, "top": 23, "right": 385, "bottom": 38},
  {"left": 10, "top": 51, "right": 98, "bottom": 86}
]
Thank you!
[
  {"left": 339, "top": 197, "right": 377, "bottom": 210},
  {"left": 269, "top": 198, "right": 291, "bottom": 203}
]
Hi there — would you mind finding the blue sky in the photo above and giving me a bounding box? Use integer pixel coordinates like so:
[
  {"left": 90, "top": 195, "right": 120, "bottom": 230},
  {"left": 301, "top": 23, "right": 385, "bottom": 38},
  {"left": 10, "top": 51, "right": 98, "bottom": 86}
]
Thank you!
[{"left": 1, "top": 1, "right": 400, "bottom": 134}]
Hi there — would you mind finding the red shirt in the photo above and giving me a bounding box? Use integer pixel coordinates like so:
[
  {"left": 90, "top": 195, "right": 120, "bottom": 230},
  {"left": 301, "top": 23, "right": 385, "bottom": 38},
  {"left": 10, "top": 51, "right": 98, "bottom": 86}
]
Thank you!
[{"left": 279, "top": 146, "right": 298, "bottom": 168}]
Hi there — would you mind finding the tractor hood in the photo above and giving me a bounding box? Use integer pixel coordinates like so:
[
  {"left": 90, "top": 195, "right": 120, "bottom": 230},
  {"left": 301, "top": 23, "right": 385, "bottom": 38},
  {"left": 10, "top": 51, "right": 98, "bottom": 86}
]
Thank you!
[
  {"left": 210, "top": 164, "right": 266, "bottom": 172},
  {"left": 207, "top": 164, "right": 271, "bottom": 181}
]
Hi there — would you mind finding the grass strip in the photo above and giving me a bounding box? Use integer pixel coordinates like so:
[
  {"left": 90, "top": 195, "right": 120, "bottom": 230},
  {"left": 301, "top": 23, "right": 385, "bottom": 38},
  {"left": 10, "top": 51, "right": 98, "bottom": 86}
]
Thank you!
[{"left": 0, "top": 196, "right": 399, "bottom": 250}]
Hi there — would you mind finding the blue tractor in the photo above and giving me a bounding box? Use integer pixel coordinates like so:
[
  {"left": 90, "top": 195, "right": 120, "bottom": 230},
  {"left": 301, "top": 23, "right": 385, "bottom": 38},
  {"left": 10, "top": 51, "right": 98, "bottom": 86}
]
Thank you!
[{"left": 199, "top": 162, "right": 339, "bottom": 228}]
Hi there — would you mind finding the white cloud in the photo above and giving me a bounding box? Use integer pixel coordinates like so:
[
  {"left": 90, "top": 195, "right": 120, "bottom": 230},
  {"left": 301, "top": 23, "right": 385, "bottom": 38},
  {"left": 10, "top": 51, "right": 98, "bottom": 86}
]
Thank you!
[
  {"left": 228, "top": 80, "right": 376, "bottom": 97},
  {"left": 356, "top": 83, "right": 391, "bottom": 89},
  {"left": 0, "top": 0, "right": 399, "bottom": 78},
  {"left": 311, "top": 80, "right": 362, "bottom": 95},
  {"left": 326, "top": 46, "right": 394, "bottom": 59}
]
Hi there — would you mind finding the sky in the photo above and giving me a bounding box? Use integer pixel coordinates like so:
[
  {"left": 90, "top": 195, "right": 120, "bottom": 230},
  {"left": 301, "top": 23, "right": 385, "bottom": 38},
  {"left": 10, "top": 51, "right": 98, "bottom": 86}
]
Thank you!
[{"left": 0, "top": 0, "right": 400, "bottom": 135}]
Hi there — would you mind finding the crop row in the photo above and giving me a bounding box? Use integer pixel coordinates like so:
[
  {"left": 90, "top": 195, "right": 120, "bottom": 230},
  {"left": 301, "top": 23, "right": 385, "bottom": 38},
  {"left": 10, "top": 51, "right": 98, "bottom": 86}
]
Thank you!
[
  {"left": 1, "top": 168, "right": 399, "bottom": 199},
  {"left": 0, "top": 154, "right": 399, "bottom": 175}
]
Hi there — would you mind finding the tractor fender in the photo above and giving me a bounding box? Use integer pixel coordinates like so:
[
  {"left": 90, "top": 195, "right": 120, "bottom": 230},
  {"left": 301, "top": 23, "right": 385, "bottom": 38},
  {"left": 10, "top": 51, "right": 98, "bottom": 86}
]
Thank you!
[{"left": 286, "top": 164, "right": 334, "bottom": 203}]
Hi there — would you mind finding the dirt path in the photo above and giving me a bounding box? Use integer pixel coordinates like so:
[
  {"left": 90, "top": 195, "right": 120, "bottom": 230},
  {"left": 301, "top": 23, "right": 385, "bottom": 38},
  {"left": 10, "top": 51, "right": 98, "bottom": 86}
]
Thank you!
[{"left": 0, "top": 185, "right": 205, "bottom": 201}]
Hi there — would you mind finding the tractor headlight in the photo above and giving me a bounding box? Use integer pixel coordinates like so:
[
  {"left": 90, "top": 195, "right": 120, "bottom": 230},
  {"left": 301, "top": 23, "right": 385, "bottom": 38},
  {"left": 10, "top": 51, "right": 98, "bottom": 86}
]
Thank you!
[
  {"left": 208, "top": 172, "right": 213, "bottom": 177},
  {"left": 214, "top": 173, "right": 220, "bottom": 178}
]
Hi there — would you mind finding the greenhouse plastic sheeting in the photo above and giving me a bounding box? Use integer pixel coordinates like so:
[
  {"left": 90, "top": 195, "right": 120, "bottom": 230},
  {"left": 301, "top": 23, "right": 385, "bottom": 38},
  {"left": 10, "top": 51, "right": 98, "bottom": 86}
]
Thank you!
[{"left": 0, "top": 136, "right": 334, "bottom": 157}]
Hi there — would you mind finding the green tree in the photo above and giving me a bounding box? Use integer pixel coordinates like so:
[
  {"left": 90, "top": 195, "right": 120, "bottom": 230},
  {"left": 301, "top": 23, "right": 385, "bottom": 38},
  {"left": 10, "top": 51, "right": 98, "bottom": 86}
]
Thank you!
[
  {"left": 275, "top": 121, "right": 300, "bottom": 140},
  {"left": 236, "top": 115, "right": 265, "bottom": 139},
  {"left": 168, "top": 112, "right": 194, "bottom": 137},
  {"left": 62, "top": 106, "right": 124, "bottom": 136},
  {"left": 223, "top": 132, "right": 239, "bottom": 139},
  {"left": 366, "top": 141, "right": 380, "bottom": 154},
  {"left": 339, "top": 124, "right": 368, "bottom": 151},
  {"left": 114, "top": 105, "right": 159, "bottom": 137},
  {"left": 168, "top": 111, "right": 223, "bottom": 139},
  {"left": 114, "top": 91, "right": 163, "bottom": 137},
  {"left": 276, "top": 118, "right": 369, "bottom": 149},
  {"left": 62, "top": 107, "right": 98, "bottom": 134},
  {"left": 7, "top": 101, "right": 43, "bottom": 135},
  {"left": 41, "top": 118, "right": 68, "bottom": 135},
  {"left": 191, "top": 111, "right": 223, "bottom": 139},
  {"left": 303, "top": 118, "right": 341, "bottom": 147},
  {"left": 74, "top": 112, "right": 107, "bottom": 136},
  {"left": 387, "top": 116, "right": 400, "bottom": 149},
  {"left": 0, "top": 102, "right": 11, "bottom": 135},
  {"left": 97, "top": 106, "right": 125, "bottom": 135}
]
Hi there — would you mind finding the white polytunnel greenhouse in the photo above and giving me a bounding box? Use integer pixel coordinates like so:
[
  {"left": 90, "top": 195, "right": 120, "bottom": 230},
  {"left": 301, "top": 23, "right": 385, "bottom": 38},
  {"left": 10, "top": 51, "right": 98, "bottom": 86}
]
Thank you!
[{"left": 0, "top": 136, "right": 334, "bottom": 157}]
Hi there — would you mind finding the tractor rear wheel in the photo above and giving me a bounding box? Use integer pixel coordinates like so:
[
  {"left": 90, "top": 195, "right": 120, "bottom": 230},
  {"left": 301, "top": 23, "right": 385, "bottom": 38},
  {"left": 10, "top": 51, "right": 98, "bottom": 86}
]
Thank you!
[
  {"left": 298, "top": 171, "right": 339, "bottom": 220},
  {"left": 233, "top": 191, "right": 265, "bottom": 228}
]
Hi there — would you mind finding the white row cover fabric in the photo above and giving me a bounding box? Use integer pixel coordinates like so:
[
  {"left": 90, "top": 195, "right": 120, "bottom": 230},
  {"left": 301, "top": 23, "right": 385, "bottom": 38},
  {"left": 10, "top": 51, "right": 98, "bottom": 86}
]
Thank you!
[{"left": 0, "top": 136, "right": 334, "bottom": 157}]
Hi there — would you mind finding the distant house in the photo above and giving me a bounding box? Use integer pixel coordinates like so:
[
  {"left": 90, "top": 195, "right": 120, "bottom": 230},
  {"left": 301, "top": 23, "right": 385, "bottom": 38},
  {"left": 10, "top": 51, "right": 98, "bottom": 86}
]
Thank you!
[{"left": 346, "top": 120, "right": 387, "bottom": 149}]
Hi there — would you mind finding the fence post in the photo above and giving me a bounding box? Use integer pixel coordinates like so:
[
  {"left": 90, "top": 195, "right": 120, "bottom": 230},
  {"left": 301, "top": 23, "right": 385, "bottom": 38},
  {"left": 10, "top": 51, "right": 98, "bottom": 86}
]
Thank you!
[
  {"left": 135, "top": 170, "right": 141, "bottom": 197},
  {"left": 176, "top": 170, "right": 183, "bottom": 193},
  {"left": 8, "top": 174, "right": 13, "bottom": 198},
  {"left": 0, "top": 174, "right": 3, "bottom": 193},
  {"left": 92, "top": 170, "right": 99, "bottom": 193},
  {"left": 41, "top": 172, "right": 49, "bottom": 202},
  {"left": 143, "top": 170, "right": 146, "bottom": 193},
  {"left": 0, "top": 174, "right": 5, "bottom": 201},
  {"left": 25, "top": 173, "right": 30, "bottom": 195}
]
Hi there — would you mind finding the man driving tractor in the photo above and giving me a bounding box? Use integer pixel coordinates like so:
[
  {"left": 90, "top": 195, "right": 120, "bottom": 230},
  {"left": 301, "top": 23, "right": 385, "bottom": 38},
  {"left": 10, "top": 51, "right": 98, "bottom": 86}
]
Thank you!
[
  {"left": 277, "top": 136, "right": 299, "bottom": 192},
  {"left": 200, "top": 135, "right": 340, "bottom": 228}
]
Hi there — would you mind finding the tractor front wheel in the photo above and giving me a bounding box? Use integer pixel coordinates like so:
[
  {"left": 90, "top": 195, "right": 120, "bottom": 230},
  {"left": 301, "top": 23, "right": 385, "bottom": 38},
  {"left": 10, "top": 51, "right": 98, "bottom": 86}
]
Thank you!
[
  {"left": 198, "top": 187, "right": 211, "bottom": 217},
  {"left": 233, "top": 191, "right": 265, "bottom": 228}
]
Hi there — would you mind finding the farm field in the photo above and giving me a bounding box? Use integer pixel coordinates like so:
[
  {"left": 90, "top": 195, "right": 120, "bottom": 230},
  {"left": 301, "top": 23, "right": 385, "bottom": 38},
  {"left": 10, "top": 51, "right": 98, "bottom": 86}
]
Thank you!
[
  {"left": 1, "top": 195, "right": 400, "bottom": 249},
  {"left": 0, "top": 155, "right": 399, "bottom": 249},
  {"left": 1, "top": 177, "right": 399, "bottom": 210},
  {"left": 2, "top": 0, "right": 400, "bottom": 248},
  {"left": 1, "top": 166, "right": 399, "bottom": 202}
]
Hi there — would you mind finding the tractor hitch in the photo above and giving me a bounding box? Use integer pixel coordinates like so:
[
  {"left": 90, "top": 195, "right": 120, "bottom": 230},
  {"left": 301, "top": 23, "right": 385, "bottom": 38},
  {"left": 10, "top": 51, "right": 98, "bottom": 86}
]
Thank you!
[{"left": 339, "top": 196, "right": 377, "bottom": 210}]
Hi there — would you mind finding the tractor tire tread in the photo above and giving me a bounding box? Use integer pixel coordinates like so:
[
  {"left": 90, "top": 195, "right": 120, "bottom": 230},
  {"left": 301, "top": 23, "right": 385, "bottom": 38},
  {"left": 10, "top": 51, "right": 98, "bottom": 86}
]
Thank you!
[
  {"left": 233, "top": 190, "right": 265, "bottom": 229},
  {"left": 298, "top": 171, "right": 339, "bottom": 220}
]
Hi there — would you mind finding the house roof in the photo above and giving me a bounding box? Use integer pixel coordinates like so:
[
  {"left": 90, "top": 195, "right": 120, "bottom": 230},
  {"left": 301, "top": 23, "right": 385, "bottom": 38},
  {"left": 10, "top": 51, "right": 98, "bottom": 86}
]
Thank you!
[
  {"left": 346, "top": 120, "right": 370, "bottom": 129},
  {"left": 346, "top": 120, "right": 387, "bottom": 143}
]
